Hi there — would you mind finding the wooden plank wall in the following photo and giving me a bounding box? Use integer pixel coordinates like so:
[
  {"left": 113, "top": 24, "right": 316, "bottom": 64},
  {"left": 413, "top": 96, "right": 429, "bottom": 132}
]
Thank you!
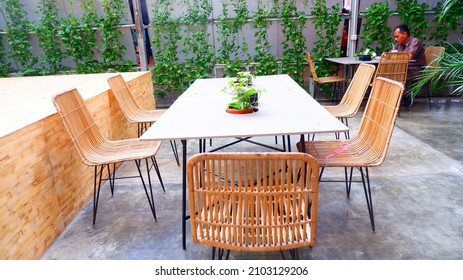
[{"left": 0, "top": 72, "right": 155, "bottom": 259}]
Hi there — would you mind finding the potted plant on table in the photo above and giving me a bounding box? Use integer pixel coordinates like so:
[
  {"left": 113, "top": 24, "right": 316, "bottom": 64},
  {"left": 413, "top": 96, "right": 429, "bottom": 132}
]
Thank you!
[
  {"left": 355, "top": 48, "right": 377, "bottom": 61},
  {"left": 222, "top": 71, "right": 263, "bottom": 114}
]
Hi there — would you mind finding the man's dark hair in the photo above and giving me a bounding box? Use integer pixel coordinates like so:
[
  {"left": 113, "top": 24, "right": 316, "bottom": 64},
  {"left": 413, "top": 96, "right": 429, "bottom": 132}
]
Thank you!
[{"left": 395, "top": 24, "right": 410, "bottom": 36}]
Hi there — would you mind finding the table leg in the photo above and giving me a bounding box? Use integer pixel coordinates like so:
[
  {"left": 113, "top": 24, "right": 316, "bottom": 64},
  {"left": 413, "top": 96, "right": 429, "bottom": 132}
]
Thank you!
[{"left": 181, "top": 139, "right": 187, "bottom": 250}]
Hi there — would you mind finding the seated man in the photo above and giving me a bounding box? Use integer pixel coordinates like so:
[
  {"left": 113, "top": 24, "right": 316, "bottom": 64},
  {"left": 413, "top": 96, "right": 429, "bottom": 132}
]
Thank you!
[{"left": 391, "top": 24, "right": 426, "bottom": 107}]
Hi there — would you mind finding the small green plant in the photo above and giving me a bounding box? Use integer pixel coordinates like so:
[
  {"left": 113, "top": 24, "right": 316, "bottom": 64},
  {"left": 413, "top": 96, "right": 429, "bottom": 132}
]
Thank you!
[
  {"left": 222, "top": 71, "right": 263, "bottom": 110},
  {"left": 355, "top": 48, "right": 377, "bottom": 58}
]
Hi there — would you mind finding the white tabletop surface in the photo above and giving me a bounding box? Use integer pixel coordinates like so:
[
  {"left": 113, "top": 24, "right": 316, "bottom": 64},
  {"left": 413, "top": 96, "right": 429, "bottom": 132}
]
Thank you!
[
  {"left": 325, "top": 56, "right": 380, "bottom": 65},
  {"left": 141, "top": 74, "right": 348, "bottom": 141}
]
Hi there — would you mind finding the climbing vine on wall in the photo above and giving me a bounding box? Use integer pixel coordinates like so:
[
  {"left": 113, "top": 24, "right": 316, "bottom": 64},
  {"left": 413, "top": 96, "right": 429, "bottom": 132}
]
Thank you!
[
  {"left": 150, "top": 0, "right": 182, "bottom": 97},
  {"left": 279, "top": 0, "right": 309, "bottom": 87},
  {"left": 215, "top": 0, "right": 250, "bottom": 76},
  {"left": 361, "top": 1, "right": 392, "bottom": 55},
  {"left": 311, "top": 0, "right": 342, "bottom": 97},
  {"left": 179, "top": 0, "right": 215, "bottom": 86},
  {"left": 0, "top": 35, "right": 10, "bottom": 77},
  {"left": 252, "top": 0, "right": 278, "bottom": 76},
  {"left": 395, "top": 0, "right": 429, "bottom": 42},
  {"left": 101, "top": 0, "right": 133, "bottom": 71},
  {"left": 59, "top": 0, "right": 100, "bottom": 73},
  {"left": 36, "top": 0, "right": 64, "bottom": 74},
  {"left": 0, "top": 0, "right": 38, "bottom": 75}
]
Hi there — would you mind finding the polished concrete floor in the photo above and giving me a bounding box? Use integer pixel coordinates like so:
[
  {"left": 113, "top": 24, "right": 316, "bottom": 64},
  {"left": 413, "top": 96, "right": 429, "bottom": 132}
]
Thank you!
[{"left": 42, "top": 96, "right": 463, "bottom": 260}]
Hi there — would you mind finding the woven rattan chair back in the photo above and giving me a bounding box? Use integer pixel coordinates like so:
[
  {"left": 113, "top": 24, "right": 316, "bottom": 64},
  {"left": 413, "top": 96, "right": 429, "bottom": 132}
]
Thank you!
[
  {"left": 425, "top": 46, "right": 445, "bottom": 67},
  {"left": 325, "top": 63, "right": 376, "bottom": 118},
  {"left": 424, "top": 46, "right": 445, "bottom": 107},
  {"left": 304, "top": 52, "right": 346, "bottom": 84},
  {"left": 297, "top": 77, "right": 404, "bottom": 232},
  {"left": 335, "top": 63, "right": 376, "bottom": 114},
  {"left": 323, "top": 63, "right": 376, "bottom": 139},
  {"left": 355, "top": 77, "right": 405, "bottom": 166},
  {"left": 374, "top": 52, "right": 409, "bottom": 85},
  {"left": 52, "top": 88, "right": 164, "bottom": 224},
  {"left": 305, "top": 52, "right": 320, "bottom": 81},
  {"left": 107, "top": 74, "right": 156, "bottom": 125},
  {"left": 187, "top": 152, "right": 319, "bottom": 259},
  {"left": 107, "top": 74, "right": 180, "bottom": 165},
  {"left": 52, "top": 88, "right": 106, "bottom": 166}
]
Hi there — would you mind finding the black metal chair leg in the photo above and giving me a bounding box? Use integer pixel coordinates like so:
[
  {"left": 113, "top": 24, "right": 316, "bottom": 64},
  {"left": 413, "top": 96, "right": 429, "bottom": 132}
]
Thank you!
[
  {"left": 150, "top": 156, "right": 165, "bottom": 192},
  {"left": 135, "top": 159, "right": 157, "bottom": 221},
  {"left": 360, "top": 167, "right": 375, "bottom": 231},
  {"left": 92, "top": 165, "right": 105, "bottom": 225},
  {"left": 170, "top": 140, "right": 180, "bottom": 166},
  {"left": 107, "top": 164, "right": 115, "bottom": 195}
]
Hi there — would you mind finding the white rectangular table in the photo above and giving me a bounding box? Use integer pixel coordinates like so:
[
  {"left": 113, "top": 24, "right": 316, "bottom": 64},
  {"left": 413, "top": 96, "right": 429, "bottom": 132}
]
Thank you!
[{"left": 141, "top": 74, "right": 348, "bottom": 249}]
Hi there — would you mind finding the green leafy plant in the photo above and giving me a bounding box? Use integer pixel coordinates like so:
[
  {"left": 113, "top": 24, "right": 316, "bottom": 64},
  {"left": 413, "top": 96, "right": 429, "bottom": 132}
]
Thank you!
[
  {"left": 0, "top": 0, "right": 38, "bottom": 75},
  {"left": 395, "top": 0, "right": 429, "bottom": 42},
  {"left": 150, "top": 0, "right": 182, "bottom": 98},
  {"left": 408, "top": 0, "right": 463, "bottom": 99},
  {"left": 354, "top": 48, "right": 378, "bottom": 58},
  {"left": 409, "top": 43, "right": 463, "bottom": 98},
  {"left": 35, "top": 0, "right": 64, "bottom": 74},
  {"left": 310, "top": 0, "right": 342, "bottom": 97},
  {"left": 279, "top": 0, "right": 309, "bottom": 87},
  {"left": 361, "top": 1, "right": 392, "bottom": 55},
  {"left": 222, "top": 71, "right": 263, "bottom": 110},
  {"left": 180, "top": 0, "right": 215, "bottom": 86},
  {"left": 252, "top": 0, "right": 278, "bottom": 76},
  {"left": 59, "top": 0, "right": 101, "bottom": 73},
  {"left": 0, "top": 35, "right": 11, "bottom": 77},
  {"left": 215, "top": 0, "right": 250, "bottom": 77},
  {"left": 429, "top": 1, "right": 463, "bottom": 45},
  {"left": 100, "top": 0, "right": 134, "bottom": 72}
]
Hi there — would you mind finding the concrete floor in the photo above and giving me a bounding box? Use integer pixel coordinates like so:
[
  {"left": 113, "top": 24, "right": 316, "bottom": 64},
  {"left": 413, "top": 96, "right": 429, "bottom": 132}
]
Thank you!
[{"left": 42, "top": 96, "right": 463, "bottom": 260}]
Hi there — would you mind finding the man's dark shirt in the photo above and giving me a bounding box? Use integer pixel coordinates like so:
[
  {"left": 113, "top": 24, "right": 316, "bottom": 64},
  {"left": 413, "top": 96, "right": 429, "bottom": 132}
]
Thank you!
[{"left": 393, "top": 36, "right": 426, "bottom": 80}]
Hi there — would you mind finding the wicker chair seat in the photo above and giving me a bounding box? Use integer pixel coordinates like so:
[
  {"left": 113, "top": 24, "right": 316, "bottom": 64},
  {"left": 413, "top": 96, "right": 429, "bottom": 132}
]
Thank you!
[
  {"left": 194, "top": 194, "right": 312, "bottom": 252},
  {"left": 79, "top": 138, "right": 162, "bottom": 166},
  {"left": 315, "top": 75, "right": 346, "bottom": 84}
]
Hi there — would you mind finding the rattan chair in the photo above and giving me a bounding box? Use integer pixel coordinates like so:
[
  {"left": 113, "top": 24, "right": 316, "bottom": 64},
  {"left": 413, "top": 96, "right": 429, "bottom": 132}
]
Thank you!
[
  {"left": 305, "top": 52, "right": 346, "bottom": 100},
  {"left": 107, "top": 74, "right": 180, "bottom": 166},
  {"left": 373, "top": 52, "right": 409, "bottom": 85},
  {"left": 52, "top": 88, "right": 165, "bottom": 224},
  {"left": 187, "top": 152, "right": 319, "bottom": 260},
  {"left": 323, "top": 63, "right": 376, "bottom": 139},
  {"left": 305, "top": 52, "right": 346, "bottom": 85},
  {"left": 297, "top": 77, "right": 404, "bottom": 232},
  {"left": 424, "top": 46, "right": 445, "bottom": 107}
]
